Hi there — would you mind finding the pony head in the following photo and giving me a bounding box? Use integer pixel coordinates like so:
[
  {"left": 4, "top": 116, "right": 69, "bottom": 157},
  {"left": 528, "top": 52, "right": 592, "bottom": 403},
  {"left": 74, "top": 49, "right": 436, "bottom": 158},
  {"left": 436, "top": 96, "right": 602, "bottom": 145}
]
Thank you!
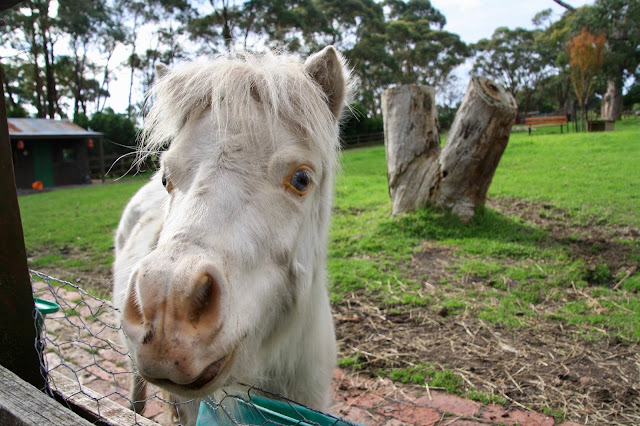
[{"left": 116, "top": 47, "right": 353, "bottom": 403}]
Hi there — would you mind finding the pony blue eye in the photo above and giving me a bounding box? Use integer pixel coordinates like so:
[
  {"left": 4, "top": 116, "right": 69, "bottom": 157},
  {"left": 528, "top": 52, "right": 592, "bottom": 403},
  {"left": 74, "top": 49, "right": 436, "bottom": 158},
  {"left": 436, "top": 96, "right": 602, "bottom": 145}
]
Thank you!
[
  {"left": 290, "top": 169, "right": 311, "bottom": 193},
  {"left": 161, "top": 172, "right": 173, "bottom": 192}
]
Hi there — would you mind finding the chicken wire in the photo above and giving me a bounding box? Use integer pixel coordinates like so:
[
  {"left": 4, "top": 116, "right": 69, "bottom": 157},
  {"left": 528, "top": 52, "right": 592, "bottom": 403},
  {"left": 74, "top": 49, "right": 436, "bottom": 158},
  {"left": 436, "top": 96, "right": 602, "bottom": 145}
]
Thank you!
[{"left": 30, "top": 270, "right": 358, "bottom": 426}]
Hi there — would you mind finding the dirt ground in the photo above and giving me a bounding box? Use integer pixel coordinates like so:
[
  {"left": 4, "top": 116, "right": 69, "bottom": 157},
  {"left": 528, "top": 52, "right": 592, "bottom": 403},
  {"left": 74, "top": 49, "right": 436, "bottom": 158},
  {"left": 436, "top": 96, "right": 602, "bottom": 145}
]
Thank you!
[{"left": 34, "top": 198, "right": 639, "bottom": 425}]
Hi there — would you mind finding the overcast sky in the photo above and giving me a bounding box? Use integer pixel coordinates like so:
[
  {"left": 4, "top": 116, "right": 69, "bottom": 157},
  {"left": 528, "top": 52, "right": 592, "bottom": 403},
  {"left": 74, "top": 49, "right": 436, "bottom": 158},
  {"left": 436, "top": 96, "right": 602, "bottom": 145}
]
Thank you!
[
  {"left": 430, "top": 0, "right": 594, "bottom": 43},
  {"left": 104, "top": 0, "right": 595, "bottom": 113}
]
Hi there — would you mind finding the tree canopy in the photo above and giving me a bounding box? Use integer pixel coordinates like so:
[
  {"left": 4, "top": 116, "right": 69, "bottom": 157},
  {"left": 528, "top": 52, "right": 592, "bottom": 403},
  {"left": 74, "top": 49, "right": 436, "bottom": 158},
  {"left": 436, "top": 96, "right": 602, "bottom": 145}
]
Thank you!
[{"left": 1, "top": 0, "right": 638, "bottom": 125}]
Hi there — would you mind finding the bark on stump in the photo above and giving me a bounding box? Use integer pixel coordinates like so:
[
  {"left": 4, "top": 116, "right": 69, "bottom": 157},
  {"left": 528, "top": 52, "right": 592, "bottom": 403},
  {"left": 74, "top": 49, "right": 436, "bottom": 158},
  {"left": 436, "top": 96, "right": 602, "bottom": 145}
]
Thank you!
[
  {"left": 382, "top": 77, "right": 517, "bottom": 222},
  {"left": 381, "top": 85, "right": 441, "bottom": 215}
]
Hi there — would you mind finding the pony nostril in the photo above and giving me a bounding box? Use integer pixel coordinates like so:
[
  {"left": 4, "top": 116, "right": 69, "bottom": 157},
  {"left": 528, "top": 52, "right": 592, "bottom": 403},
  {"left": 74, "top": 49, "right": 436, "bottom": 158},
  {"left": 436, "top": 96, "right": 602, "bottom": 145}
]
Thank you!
[
  {"left": 123, "top": 282, "right": 144, "bottom": 326},
  {"left": 189, "top": 273, "right": 220, "bottom": 325}
]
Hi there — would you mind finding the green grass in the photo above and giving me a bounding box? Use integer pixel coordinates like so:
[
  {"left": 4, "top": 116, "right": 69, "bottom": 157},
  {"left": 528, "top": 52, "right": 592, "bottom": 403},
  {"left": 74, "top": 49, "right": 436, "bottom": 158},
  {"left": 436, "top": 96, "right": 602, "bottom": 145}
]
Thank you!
[
  {"left": 19, "top": 179, "right": 148, "bottom": 275},
  {"left": 492, "top": 119, "right": 640, "bottom": 227},
  {"left": 16, "top": 117, "right": 640, "bottom": 417},
  {"left": 328, "top": 117, "right": 640, "bottom": 340},
  {"left": 337, "top": 353, "right": 366, "bottom": 371},
  {"left": 18, "top": 118, "right": 640, "bottom": 342},
  {"left": 388, "top": 364, "right": 463, "bottom": 394},
  {"left": 467, "top": 389, "right": 507, "bottom": 406}
]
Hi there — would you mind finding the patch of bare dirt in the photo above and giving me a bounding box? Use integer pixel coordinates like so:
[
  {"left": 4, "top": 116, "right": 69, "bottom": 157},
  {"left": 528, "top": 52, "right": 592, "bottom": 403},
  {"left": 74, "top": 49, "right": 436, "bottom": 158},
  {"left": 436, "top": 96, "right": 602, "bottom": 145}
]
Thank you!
[
  {"left": 28, "top": 247, "right": 113, "bottom": 298},
  {"left": 335, "top": 298, "right": 640, "bottom": 425},
  {"left": 487, "top": 198, "right": 640, "bottom": 286}
]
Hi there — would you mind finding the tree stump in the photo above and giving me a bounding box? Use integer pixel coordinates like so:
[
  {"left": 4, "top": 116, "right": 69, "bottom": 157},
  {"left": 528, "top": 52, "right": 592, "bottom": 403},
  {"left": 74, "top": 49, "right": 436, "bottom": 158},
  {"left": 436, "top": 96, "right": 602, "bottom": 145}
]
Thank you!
[
  {"left": 382, "top": 77, "right": 517, "bottom": 222},
  {"left": 381, "top": 85, "right": 441, "bottom": 215}
]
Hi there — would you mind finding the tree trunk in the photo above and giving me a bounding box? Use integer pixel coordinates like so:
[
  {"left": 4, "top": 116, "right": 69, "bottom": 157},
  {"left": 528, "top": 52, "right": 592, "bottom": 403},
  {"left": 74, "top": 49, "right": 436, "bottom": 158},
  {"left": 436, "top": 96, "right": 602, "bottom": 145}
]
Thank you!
[
  {"left": 127, "top": 13, "right": 141, "bottom": 118},
  {"left": 97, "top": 47, "right": 115, "bottom": 113},
  {"left": 435, "top": 77, "right": 518, "bottom": 221},
  {"left": 601, "top": 78, "right": 623, "bottom": 121},
  {"left": 38, "top": 0, "right": 58, "bottom": 119},
  {"left": 382, "top": 77, "right": 517, "bottom": 222},
  {"left": 381, "top": 85, "right": 441, "bottom": 215},
  {"left": 27, "top": 17, "right": 45, "bottom": 118}
]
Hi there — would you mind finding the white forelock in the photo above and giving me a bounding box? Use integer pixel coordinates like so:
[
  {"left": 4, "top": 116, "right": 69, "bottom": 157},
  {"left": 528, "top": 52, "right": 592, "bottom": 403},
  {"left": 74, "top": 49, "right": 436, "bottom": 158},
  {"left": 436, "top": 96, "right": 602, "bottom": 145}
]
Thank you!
[{"left": 138, "top": 50, "right": 355, "bottom": 171}]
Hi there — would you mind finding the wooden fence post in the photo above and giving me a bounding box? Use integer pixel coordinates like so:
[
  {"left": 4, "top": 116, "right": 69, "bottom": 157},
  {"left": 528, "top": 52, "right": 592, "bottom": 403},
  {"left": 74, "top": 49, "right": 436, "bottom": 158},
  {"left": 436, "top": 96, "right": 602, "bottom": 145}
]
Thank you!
[{"left": 0, "top": 58, "right": 44, "bottom": 389}]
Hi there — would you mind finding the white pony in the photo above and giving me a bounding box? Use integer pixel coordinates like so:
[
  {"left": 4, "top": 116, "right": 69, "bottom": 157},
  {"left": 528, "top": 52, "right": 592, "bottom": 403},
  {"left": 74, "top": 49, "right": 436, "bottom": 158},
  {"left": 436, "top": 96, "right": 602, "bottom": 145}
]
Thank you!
[{"left": 113, "top": 46, "right": 353, "bottom": 424}]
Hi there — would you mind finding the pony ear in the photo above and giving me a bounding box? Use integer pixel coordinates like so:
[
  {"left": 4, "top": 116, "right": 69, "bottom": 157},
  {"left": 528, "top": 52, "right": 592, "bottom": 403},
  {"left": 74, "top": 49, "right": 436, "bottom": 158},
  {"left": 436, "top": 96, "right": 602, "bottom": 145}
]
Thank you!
[
  {"left": 155, "top": 63, "right": 170, "bottom": 80},
  {"left": 305, "top": 46, "right": 347, "bottom": 119}
]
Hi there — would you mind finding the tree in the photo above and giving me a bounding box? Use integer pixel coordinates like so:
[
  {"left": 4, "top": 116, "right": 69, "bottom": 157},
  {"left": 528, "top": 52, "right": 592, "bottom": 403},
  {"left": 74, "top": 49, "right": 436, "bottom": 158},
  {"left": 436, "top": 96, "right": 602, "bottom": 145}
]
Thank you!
[
  {"left": 562, "top": 0, "right": 640, "bottom": 120},
  {"left": 533, "top": 11, "right": 575, "bottom": 114},
  {"left": 1, "top": 1, "right": 60, "bottom": 118},
  {"left": 316, "top": 0, "right": 470, "bottom": 117},
  {"left": 568, "top": 27, "right": 606, "bottom": 130},
  {"left": 118, "top": 0, "right": 190, "bottom": 117},
  {"left": 591, "top": 0, "right": 640, "bottom": 120},
  {"left": 1, "top": 63, "right": 30, "bottom": 117},
  {"left": 187, "top": 0, "right": 240, "bottom": 52},
  {"left": 473, "top": 27, "right": 550, "bottom": 113},
  {"left": 552, "top": 0, "right": 577, "bottom": 12},
  {"left": 187, "top": 0, "right": 327, "bottom": 54},
  {"left": 384, "top": 0, "right": 470, "bottom": 90},
  {"left": 57, "top": 0, "right": 112, "bottom": 117},
  {"left": 313, "top": 0, "right": 390, "bottom": 115}
]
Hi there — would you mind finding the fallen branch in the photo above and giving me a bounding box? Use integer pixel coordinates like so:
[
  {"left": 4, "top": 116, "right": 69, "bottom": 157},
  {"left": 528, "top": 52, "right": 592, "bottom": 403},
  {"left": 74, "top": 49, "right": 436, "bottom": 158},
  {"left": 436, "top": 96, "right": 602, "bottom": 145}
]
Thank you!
[{"left": 613, "top": 265, "right": 638, "bottom": 290}]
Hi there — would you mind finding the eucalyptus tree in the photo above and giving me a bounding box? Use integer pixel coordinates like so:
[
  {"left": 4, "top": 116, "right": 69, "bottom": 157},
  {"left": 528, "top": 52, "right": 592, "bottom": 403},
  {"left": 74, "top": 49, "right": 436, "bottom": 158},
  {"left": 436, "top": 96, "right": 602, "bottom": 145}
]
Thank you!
[
  {"left": 533, "top": 10, "right": 575, "bottom": 113},
  {"left": 319, "top": 0, "right": 469, "bottom": 117},
  {"left": 473, "top": 27, "right": 552, "bottom": 112},
  {"left": 589, "top": 0, "right": 640, "bottom": 120},
  {"left": 384, "top": 0, "right": 469, "bottom": 90},
  {"left": 93, "top": 23, "right": 127, "bottom": 113},
  {"left": 117, "top": 0, "right": 190, "bottom": 117},
  {"left": 549, "top": 0, "right": 640, "bottom": 120},
  {"left": 187, "top": 0, "right": 327, "bottom": 54},
  {"left": 56, "top": 0, "right": 114, "bottom": 117},
  {"left": 1, "top": 0, "right": 60, "bottom": 118},
  {"left": 186, "top": 0, "right": 240, "bottom": 53},
  {"left": 314, "top": 0, "right": 392, "bottom": 114},
  {"left": 1, "top": 62, "right": 31, "bottom": 117}
]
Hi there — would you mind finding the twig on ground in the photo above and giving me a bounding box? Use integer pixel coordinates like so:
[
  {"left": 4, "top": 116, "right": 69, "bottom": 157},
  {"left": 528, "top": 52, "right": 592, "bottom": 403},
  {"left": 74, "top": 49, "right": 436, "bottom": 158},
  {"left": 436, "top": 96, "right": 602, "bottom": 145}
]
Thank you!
[{"left": 613, "top": 265, "right": 638, "bottom": 290}]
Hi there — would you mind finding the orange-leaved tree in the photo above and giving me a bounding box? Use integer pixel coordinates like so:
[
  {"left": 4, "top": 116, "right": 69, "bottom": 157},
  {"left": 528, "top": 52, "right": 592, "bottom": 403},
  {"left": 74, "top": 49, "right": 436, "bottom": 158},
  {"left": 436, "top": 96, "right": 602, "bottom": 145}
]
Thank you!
[{"left": 568, "top": 28, "right": 606, "bottom": 131}]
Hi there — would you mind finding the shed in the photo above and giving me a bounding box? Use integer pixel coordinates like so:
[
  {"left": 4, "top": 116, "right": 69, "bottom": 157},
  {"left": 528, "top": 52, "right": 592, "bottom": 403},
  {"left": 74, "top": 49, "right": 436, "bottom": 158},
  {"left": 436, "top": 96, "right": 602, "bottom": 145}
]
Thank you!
[{"left": 8, "top": 118, "right": 103, "bottom": 189}]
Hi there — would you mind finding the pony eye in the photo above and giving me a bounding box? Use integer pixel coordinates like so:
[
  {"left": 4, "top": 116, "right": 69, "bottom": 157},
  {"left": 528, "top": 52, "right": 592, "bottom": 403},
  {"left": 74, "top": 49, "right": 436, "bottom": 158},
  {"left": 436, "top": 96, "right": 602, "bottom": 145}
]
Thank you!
[
  {"left": 287, "top": 167, "right": 312, "bottom": 195},
  {"left": 161, "top": 172, "right": 173, "bottom": 192}
]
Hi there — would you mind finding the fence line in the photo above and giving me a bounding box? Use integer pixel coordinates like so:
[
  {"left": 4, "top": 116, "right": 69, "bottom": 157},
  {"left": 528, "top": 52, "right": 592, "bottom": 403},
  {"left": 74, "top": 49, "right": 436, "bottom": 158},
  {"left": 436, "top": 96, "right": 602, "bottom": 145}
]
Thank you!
[
  {"left": 341, "top": 132, "right": 384, "bottom": 148},
  {"left": 31, "top": 270, "right": 358, "bottom": 425}
]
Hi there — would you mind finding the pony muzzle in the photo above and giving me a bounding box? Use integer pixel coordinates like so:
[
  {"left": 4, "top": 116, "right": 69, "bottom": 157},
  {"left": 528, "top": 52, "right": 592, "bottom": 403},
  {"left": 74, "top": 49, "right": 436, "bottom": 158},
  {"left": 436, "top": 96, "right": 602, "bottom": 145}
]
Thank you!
[{"left": 121, "top": 259, "right": 230, "bottom": 396}]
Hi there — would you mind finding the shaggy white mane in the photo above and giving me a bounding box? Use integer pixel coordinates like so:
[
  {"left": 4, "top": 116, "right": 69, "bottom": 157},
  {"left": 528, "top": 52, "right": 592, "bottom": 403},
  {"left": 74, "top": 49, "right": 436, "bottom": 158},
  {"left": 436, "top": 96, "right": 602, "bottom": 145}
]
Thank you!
[{"left": 139, "top": 50, "right": 354, "bottom": 169}]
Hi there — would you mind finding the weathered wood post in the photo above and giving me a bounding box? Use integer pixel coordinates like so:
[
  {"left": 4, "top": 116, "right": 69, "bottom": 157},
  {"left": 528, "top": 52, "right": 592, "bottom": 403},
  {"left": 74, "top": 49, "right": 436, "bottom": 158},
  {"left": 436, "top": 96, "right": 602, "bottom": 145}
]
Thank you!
[
  {"left": 381, "top": 85, "right": 441, "bottom": 215},
  {"left": 0, "top": 57, "right": 45, "bottom": 389},
  {"left": 382, "top": 77, "right": 517, "bottom": 222}
]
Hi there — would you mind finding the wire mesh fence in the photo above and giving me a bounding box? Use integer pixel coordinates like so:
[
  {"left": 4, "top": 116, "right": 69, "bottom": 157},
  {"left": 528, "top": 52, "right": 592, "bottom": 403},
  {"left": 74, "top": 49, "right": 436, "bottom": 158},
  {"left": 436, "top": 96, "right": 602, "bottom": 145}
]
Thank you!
[{"left": 30, "top": 270, "right": 359, "bottom": 426}]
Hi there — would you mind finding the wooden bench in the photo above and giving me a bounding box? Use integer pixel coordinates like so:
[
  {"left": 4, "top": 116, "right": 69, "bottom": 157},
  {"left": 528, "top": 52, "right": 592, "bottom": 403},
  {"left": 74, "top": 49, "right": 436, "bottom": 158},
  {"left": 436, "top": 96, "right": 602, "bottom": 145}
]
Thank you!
[{"left": 524, "top": 115, "right": 568, "bottom": 135}]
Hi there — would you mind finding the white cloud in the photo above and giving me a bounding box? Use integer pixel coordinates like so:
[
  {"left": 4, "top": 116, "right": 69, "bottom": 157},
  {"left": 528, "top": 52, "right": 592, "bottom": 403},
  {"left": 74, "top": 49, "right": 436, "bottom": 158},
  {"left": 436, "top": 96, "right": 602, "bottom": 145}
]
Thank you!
[{"left": 431, "top": 0, "right": 594, "bottom": 43}]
